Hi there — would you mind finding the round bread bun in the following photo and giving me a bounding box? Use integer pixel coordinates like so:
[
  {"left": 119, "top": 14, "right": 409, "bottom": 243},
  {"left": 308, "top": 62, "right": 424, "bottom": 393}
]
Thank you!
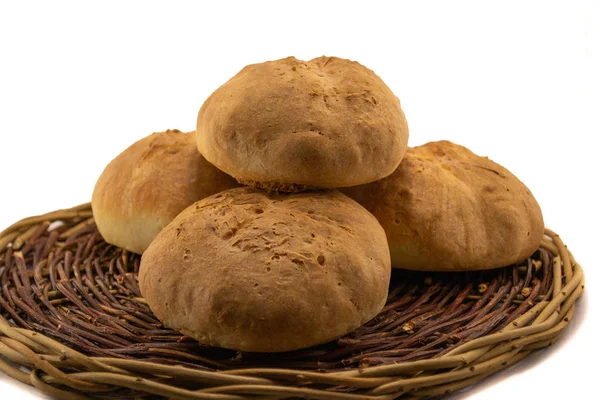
[
  {"left": 92, "top": 129, "right": 238, "bottom": 255},
  {"left": 139, "top": 187, "right": 391, "bottom": 352},
  {"left": 196, "top": 56, "right": 409, "bottom": 191},
  {"left": 342, "top": 140, "right": 544, "bottom": 271}
]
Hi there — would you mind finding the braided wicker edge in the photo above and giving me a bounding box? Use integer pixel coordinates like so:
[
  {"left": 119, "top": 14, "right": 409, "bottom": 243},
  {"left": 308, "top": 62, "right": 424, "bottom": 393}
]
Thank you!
[{"left": 0, "top": 204, "right": 585, "bottom": 400}]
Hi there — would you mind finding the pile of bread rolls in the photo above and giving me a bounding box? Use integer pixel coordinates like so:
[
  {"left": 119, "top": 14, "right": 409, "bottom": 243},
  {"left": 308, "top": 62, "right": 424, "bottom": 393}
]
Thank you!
[{"left": 91, "top": 56, "right": 544, "bottom": 353}]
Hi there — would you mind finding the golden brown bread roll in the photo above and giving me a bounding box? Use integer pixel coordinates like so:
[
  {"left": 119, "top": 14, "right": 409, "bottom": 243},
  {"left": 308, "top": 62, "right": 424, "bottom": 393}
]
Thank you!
[
  {"left": 92, "top": 129, "right": 238, "bottom": 254},
  {"left": 196, "top": 56, "right": 409, "bottom": 191},
  {"left": 342, "top": 140, "right": 544, "bottom": 271},
  {"left": 139, "top": 187, "right": 391, "bottom": 352}
]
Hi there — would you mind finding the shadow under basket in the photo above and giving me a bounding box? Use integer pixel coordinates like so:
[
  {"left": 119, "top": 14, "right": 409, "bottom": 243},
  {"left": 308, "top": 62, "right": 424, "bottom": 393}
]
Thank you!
[{"left": 0, "top": 204, "right": 585, "bottom": 400}]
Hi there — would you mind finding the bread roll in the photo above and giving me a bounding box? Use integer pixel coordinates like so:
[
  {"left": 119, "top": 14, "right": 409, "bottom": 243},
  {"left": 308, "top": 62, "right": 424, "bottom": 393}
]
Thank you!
[
  {"left": 196, "top": 56, "right": 409, "bottom": 191},
  {"left": 342, "top": 140, "right": 544, "bottom": 271},
  {"left": 92, "top": 129, "right": 238, "bottom": 254},
  {"left": 139, "top": 187, "right": 391, "bottom": 352}
]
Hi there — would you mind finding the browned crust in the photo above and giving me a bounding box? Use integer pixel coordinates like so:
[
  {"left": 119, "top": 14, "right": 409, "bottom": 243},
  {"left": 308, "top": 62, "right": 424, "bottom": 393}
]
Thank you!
[
  {"left": 91, "top": 129, "right": 239, "bottom": 254},
  {"left": 342, "top": 140, "right": 545, "bottom": 271},
  {"left": 139, "top": 188, "right": 391, "bottom": 352},
  {"left": 196, "top": 56, "right": 409, "bottom": 188}
]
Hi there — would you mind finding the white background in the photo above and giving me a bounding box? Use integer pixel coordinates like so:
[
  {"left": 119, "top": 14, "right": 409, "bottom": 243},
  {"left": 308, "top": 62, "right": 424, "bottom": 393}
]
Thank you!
[{"left": 0, "top": 0, "right": 598, "bottom": 398}]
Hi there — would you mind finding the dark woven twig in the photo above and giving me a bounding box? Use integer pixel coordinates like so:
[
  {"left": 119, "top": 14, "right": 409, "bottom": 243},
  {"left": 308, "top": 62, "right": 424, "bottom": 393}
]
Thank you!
[{"left": 0, "top": 204, "right": 585, "bottom": 399}]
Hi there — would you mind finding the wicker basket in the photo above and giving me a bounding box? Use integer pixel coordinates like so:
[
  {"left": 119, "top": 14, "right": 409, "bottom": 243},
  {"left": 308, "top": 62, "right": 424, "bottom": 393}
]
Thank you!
[{"left": 0, "top": 204, "right": 584, "bottom": 399}]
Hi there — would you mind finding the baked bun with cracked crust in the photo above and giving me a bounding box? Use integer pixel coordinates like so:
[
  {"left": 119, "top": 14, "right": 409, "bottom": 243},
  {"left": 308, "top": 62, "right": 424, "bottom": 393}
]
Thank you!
[
  {"left": 342, "top": 140, "right": 544, "bottom": 271},
  {"left": 139, "top": 187, "right": 391, "bottom": 352},
  {"left": 196, "top": 56, "right": 409, "bottom": 191},
  {"left": 92, "top": 129, "right": 238, "bottom": 254}
]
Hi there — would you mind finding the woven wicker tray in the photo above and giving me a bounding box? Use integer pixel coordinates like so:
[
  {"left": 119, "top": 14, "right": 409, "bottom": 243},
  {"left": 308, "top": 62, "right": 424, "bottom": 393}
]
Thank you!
[{"left": 0, "top": 204, "right": 585, "bottom": 399}]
